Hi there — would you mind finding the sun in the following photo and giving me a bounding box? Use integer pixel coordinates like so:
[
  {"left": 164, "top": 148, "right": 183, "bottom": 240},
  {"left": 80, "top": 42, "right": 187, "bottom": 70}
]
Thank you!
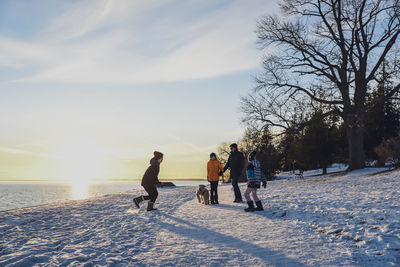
[
  {"left": 61, "top": 152, "right": 100, "bottom": 183},
  {"left": 57, "top": 138, "right": 104, "bottom": 199}
]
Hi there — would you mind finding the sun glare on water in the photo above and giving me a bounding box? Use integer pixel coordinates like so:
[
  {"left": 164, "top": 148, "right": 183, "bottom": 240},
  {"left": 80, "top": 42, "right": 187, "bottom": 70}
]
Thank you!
[{"left": 58, "top": 139, "right": 104, "bottom": 200}]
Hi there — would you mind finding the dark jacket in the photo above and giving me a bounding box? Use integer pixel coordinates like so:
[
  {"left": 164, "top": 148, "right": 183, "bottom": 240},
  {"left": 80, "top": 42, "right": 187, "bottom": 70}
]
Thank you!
[
  {"left": 224, "top": 150, "right": 245, "bottom": 178},
  {"left": 141, "top": 158, "right": 161, "bottom": 187}
]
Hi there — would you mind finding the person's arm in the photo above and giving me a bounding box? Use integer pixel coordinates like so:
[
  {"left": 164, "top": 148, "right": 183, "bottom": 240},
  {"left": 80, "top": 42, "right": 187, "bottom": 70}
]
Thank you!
[
  {"left": 151, "top": 166, "right": 161, "bottom": 185},
  {"left": 207, "top": 162, "right": 211, "bottom": 181},
  {"left": 262, "top": 173, "right": 267, "bottom": 188},
  {"left": 218, "top": 161, "right": 224, "bottom": 172},
  {"left": 261, "top": 170, "right": 267, "bottom": 182},
  {"left": 223, "top": 155, "right": 231, "bottom": 172}
]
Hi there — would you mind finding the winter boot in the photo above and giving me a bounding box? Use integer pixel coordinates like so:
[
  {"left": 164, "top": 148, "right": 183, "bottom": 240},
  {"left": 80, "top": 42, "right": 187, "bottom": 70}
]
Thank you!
[
  {"left": 244, "top": 201, "right": 255, "bottom": 212},
  {"left": 147, "top": 201, "right": 157, "bottom": 211},
  {"left": 255, "top": 200, "right": 264, "bottom": 211},
  {"left": 133, "top": 196, "right": 144, "bottom": 208},
  {"left": 210, "top": 194, "right": 215, "bottom": 204}
]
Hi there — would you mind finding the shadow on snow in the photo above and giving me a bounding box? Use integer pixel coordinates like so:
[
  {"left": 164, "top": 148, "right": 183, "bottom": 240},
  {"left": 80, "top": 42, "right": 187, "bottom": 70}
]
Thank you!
[{"left": 154, "top": 211, "right": 307, "bottom": 266}]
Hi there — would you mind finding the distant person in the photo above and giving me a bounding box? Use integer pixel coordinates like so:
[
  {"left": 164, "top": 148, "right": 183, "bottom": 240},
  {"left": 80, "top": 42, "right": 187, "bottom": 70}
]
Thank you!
[
  {"left": 133, "top": 151, "right": 164, "bottom": 211},
  {"left": 292, "top": 160, "right": 302, "bottom": 173},
  {"left": 244, "top": 151, "right": 266, "bottom": 212},
  {"left": 223, "top": 143, "right": 245, "bottom": 203},
  {"left": 207, "top": 152, "right": 224, "bottom": 204}
]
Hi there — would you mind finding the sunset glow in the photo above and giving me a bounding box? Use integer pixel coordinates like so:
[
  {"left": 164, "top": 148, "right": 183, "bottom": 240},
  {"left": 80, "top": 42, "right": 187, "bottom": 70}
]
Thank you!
[
  {"left": 58, "top": 138, "right": 103, "bottom": 183},
  {"left": 0, "top": 0, "right": 279, "bottom": 181}
]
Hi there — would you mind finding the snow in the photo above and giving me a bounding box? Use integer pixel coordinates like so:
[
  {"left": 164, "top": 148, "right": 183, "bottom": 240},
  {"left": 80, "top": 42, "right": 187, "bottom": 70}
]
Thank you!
[{"left": 1, "top": 168, "right": 399, "bottom": 266}]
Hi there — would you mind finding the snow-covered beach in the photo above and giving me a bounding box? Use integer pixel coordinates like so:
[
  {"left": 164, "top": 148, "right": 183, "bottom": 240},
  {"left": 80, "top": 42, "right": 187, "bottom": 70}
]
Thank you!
[{"left": 1, "top": 169, "right": 399, "bottom": 266}]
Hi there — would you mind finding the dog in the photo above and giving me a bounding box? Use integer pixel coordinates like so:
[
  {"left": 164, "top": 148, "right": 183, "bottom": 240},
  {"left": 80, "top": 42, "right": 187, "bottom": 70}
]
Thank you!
[{"left": 196, "top": 185, "right": 210, "bottom": 205}]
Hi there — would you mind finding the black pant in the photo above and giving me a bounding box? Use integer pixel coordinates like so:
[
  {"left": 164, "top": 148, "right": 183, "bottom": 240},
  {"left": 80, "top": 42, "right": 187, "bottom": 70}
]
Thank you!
[
  {"left": 210, "top": 181, "right": 219, "bottom": 203},
  {"left": 231, "top": 177, "right": 242, "bottom": 201},
  {"left": 143, "top": 185, "right": 158, "bottom": 203}
]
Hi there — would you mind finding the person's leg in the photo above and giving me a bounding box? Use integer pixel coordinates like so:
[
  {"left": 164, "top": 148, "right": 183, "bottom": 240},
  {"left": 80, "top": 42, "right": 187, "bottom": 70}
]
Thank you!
[
  {"left": 211, "top": 181, "right": 218, "bottom": 204},
  {"left": 209, "top": 182, "right": 214, "bottom": 204},
  {"left": 214, "top": 182, "right": 219, "bottom": 204},
  {"left": 149, "top": 187, "right": 158, "bottom": 203},
  {"left": 143, "top": 185, "right": 158, "bottom": 210},
  {"left": 244, "top": 187, "right": 255, "bottom": 211},
  {"left": 143, "top": 185, "right": 158, "bottom": 202},
  {"left": 244, "top": 187, "right": 252, "bottom": 202},
  {"left": 141, "top": 185, "right": 152, "bottom": 200},
  {"left": 252, "top": 188, "right": 263, "bottom": 211},
  {"left": 251, "top": 188, "right": 260, "bottom": 202},
  {"left": 133, "top": 186, "right": 151, "bottom": 208},
  {"left": 231, "top": 177, "right": 242, "bottom": 202}
]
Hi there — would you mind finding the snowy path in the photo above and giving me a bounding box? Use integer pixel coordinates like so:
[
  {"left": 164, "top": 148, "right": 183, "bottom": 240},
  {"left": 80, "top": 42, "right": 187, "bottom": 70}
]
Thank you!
[{"left": 1, "top": 169, "right": 399, "bottom": 266}]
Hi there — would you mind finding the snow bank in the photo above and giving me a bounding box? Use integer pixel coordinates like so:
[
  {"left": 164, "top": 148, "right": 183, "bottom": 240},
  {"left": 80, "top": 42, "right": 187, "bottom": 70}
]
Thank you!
[{"left": 0, "top": 168, "right": 399, "bottom": 266}]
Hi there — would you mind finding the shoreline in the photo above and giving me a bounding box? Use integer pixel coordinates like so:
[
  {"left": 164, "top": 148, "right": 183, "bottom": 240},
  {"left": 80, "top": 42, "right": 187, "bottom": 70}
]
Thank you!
[{"left": 0, "top": 181, "right": 203, "bottom": 213}]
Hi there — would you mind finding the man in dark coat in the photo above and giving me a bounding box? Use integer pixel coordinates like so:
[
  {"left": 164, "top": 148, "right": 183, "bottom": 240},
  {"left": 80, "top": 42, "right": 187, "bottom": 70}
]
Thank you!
[
  {"left": 133, "top": 151, "right": 163, "bottom": 211},
  {"left": 223, "top": 143, "right": 245, "bottom": 202}
]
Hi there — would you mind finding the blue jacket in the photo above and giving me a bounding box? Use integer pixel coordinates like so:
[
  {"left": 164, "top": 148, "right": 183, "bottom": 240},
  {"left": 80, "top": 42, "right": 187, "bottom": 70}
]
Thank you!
[{"left": 246, "top": 159, "right": 266, "bottom": 187}]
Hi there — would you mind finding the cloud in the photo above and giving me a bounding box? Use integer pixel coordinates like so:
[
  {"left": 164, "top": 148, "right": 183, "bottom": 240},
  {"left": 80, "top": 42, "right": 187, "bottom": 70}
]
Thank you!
[
  {"left": 0, "top": 37, "right": 52, "bottom": 69},
  {"left": 0, "top": 146, "right": 55, "bottom": 159},
  {"left": 1, "top": 0, "right": 279, "bottom": 84},
  {"left": 41, "top": 0, "right": 175, "bottom": 42}
]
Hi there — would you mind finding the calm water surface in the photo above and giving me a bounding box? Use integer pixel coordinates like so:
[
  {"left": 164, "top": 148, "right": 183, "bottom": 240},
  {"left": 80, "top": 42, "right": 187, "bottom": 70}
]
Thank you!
[{"left": 0, "top": 180, "right": 202, "bottom": 211}]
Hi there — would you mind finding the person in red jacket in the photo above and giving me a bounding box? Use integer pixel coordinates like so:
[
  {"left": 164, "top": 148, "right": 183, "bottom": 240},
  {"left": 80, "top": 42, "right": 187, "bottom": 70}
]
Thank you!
[
  {"left": 133, "top": 151, "right": 163, "bottom": 211},
  {"left": 207, "top": 153, "right": 224, "bottom": 204}
]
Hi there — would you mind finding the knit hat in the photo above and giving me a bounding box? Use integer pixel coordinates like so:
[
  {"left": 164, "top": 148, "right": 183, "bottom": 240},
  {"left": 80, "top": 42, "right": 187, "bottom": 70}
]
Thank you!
[
  {"left": 210, "top": 152, "right": 217, "bottom": 159},
  {"left": 229, "top": 143, "right": 238, "bottom": 150},
  {"left": 154, "top": 151, "right": 164, "bottom": 160}
]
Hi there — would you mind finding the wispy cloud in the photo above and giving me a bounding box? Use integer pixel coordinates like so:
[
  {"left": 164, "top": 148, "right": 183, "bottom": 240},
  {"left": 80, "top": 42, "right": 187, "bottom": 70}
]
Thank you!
[
  {"left": 1, "top": 0, "right": 278, "bottom": 84},
  {"left": 41, "top": 0, "right": 172, "bottom": 42},
  {"left": 0, "top": 146, "right": 55, "bottom": 159}
]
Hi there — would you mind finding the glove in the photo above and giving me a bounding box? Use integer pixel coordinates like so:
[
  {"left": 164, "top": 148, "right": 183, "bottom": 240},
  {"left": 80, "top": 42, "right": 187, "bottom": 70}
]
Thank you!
[{"left": 262, "top": 181, "right": 266, "bottom": 188}]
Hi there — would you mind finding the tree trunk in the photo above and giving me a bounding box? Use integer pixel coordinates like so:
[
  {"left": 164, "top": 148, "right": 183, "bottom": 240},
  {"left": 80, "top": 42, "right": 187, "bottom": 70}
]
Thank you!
[
  {"left": 322, "top": 167, "right": 327, "bottom": 175},
  {"left": 345, "top": 118, "right": 365, "bottom": 170}
]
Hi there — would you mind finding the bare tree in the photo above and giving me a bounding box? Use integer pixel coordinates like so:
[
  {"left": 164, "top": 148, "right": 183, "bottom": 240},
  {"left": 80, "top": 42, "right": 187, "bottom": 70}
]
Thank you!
[
  {"left": 251, "top": 0, "right": 400, "bottom": 170},
  {"left": 241, "top": 91, "right": 312, "bottom": 134}
]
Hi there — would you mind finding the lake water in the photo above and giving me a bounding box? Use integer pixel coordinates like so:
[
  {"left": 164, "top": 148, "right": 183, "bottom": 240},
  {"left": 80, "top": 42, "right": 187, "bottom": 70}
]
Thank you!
[{"left": 0, "top": 180, "right": 202, "bottom": 212}]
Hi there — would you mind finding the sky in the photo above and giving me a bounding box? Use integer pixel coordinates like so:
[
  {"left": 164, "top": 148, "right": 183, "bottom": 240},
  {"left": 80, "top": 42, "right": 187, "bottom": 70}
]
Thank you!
[{"left": 0, "top": 0, "right": 280, "bottom": 181}]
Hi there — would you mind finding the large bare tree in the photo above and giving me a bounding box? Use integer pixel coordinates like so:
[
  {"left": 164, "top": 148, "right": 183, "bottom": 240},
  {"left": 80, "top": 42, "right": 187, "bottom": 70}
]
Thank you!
[{"left": 251, "top": 0, "right": 400, "bottom": 169}]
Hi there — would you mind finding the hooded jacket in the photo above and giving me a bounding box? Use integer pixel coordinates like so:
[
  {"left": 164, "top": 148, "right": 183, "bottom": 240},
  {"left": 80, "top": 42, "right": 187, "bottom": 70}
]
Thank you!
[
  {"left": 246, "top": 159, "right": 266, "bottom": 187},
  {"left": 207, "top": 159, "right": 224, "bottom": 182},
  {"left": 141, "top": 157, "right": 161, "bottom": 187},
  {"left": 224, "top": 150, "right": 245, "bottom": 178}
]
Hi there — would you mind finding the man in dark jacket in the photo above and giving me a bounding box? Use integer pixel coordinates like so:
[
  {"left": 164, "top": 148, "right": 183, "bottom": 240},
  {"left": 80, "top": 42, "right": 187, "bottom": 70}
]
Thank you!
[
  {"left": 223, "top": 143, "right": 245, "bottom": 202},
  {"left": 133, "top": 151, "right": 163, "bottom": 211}
]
